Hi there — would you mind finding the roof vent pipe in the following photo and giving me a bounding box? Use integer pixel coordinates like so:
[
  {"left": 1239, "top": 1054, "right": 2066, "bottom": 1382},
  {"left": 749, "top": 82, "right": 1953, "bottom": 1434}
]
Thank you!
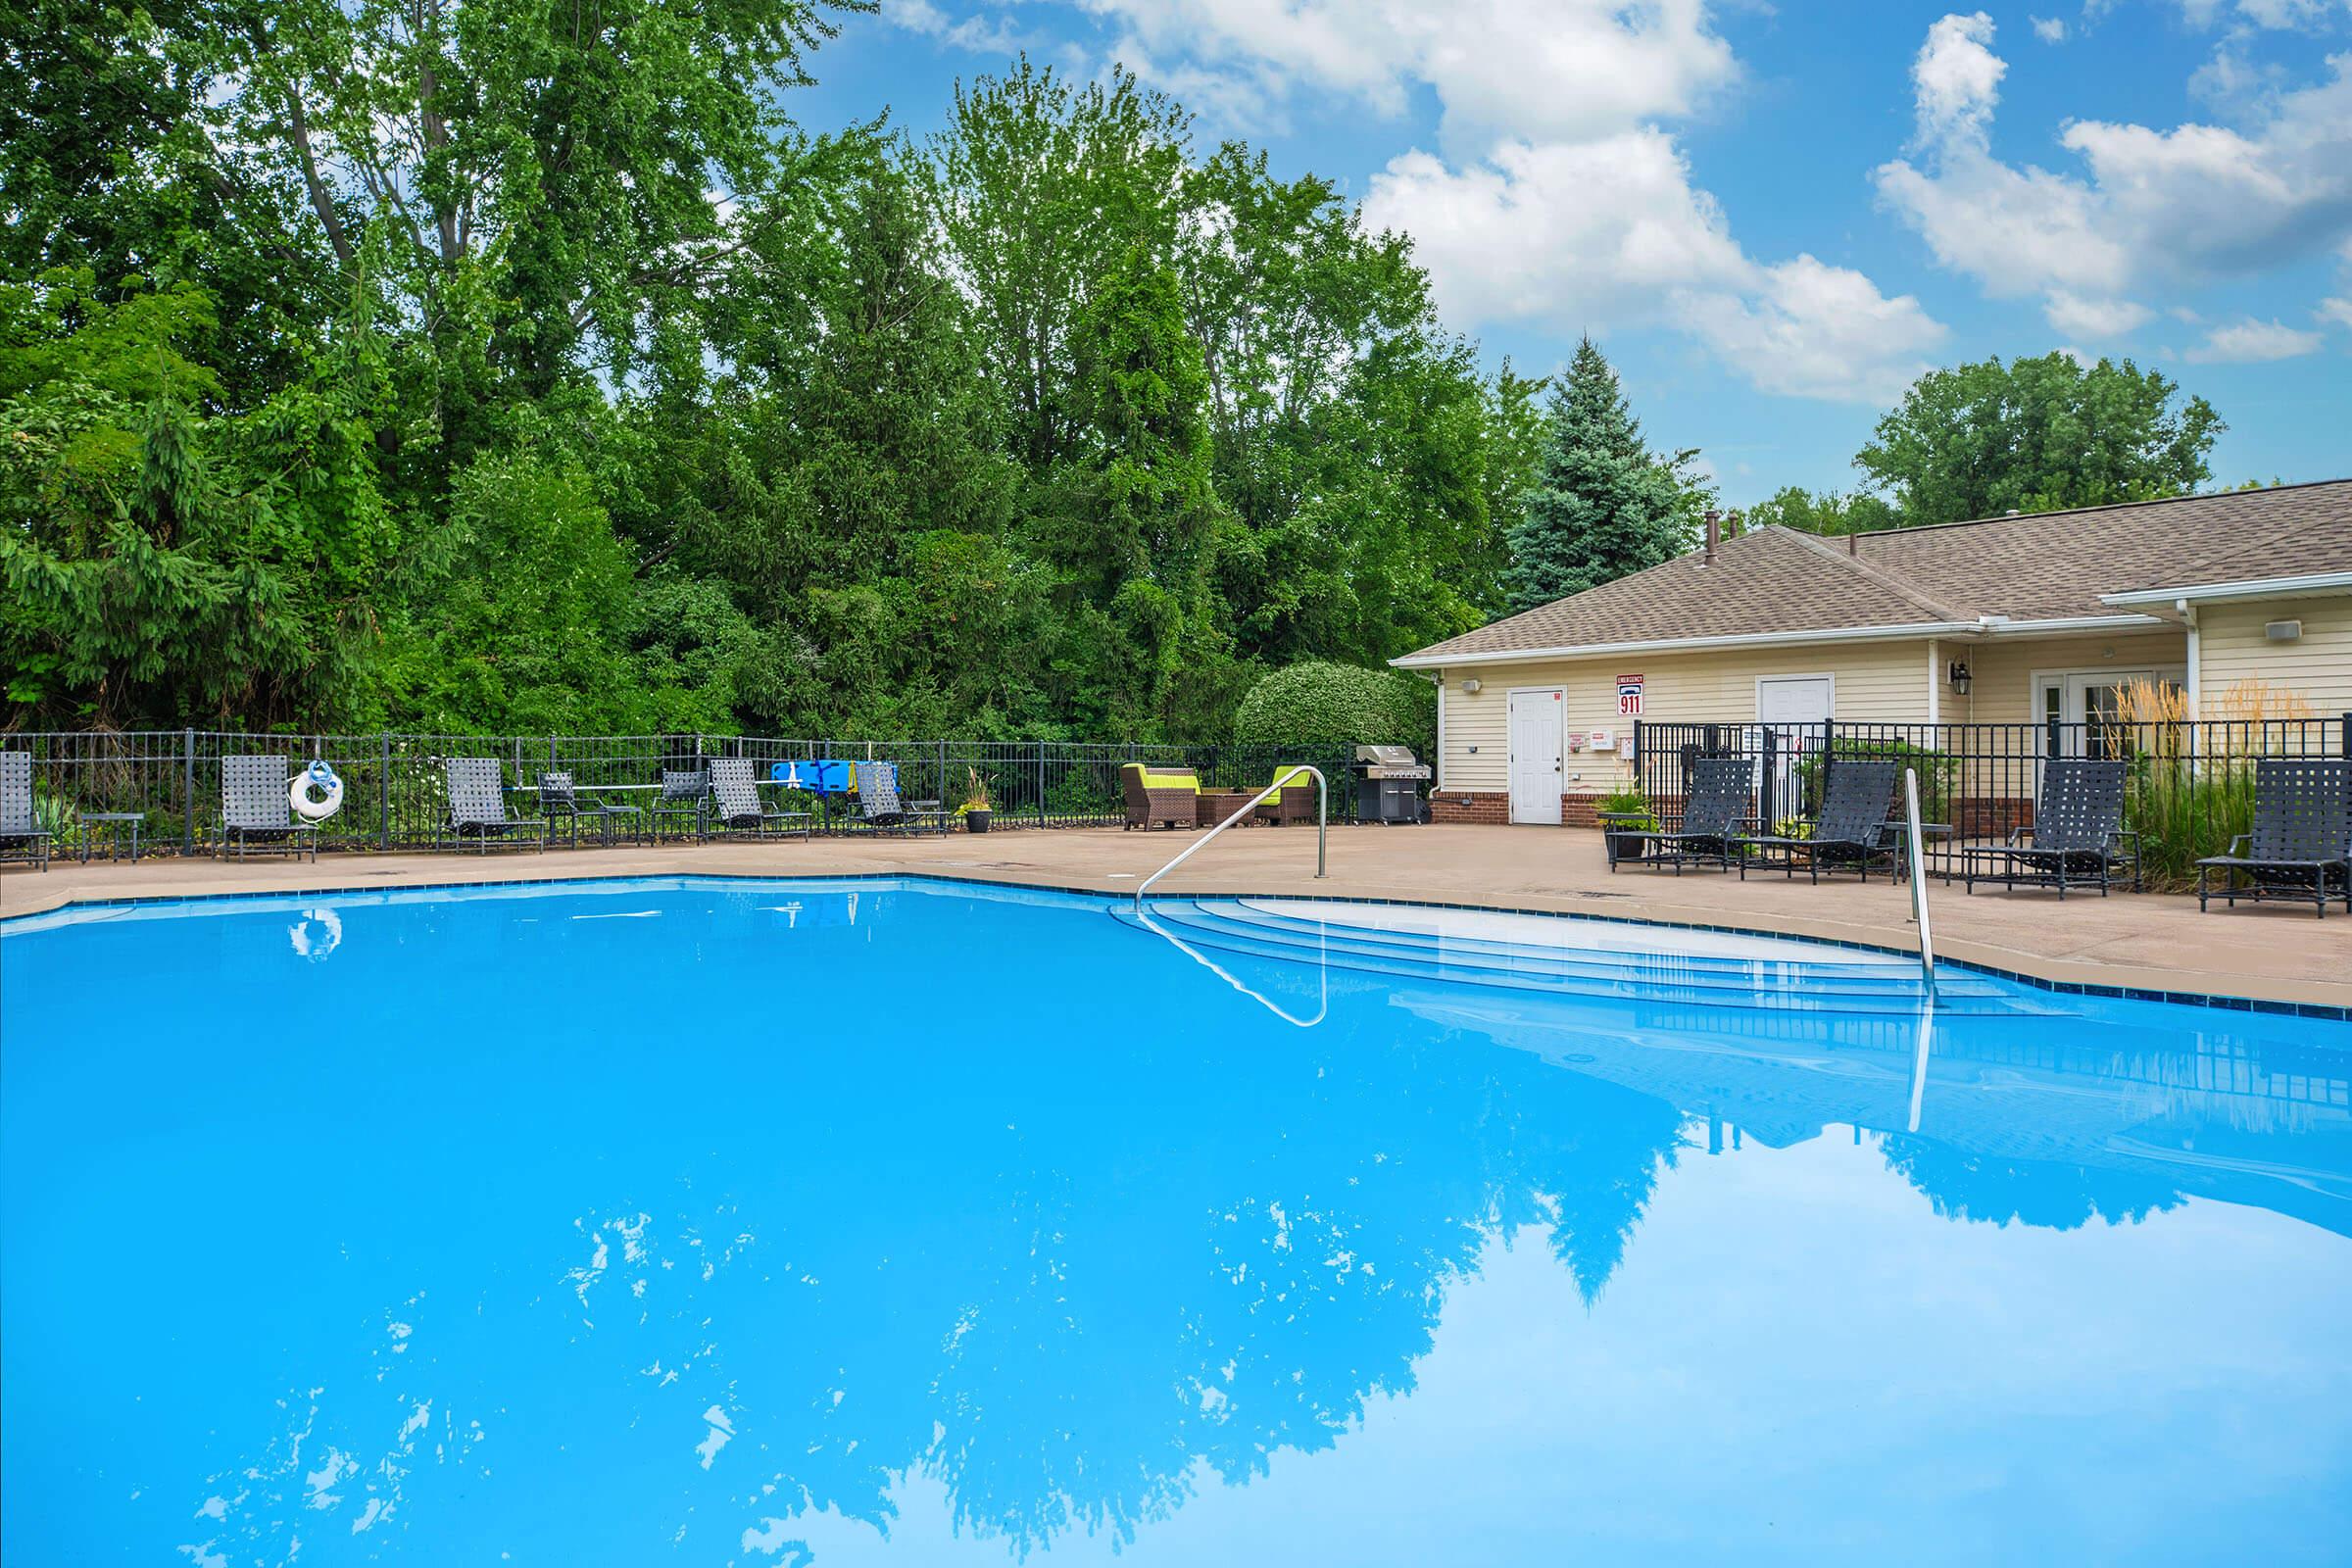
[
  {"left": 1848, "top": 533, "right": 1858, "bottom": 555},
  {"left": 2005, "top": 509, "right": 2021, "bottom": 516},
  {"left": 1703, "top": 509, "right": 1719, "bottom": 564}
]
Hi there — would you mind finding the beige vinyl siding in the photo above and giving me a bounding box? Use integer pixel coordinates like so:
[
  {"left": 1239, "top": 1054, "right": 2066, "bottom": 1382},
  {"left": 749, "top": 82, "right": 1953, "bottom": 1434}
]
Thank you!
[
  {"left": 2197, "top": 597, "right": 2352, "bottom": 715},
  {"left": 1439, "top": 640, "right": 1935, "bottom": 794},
  {"left": 1959, "top": 630, "right": 2188, "bottom": 725}
]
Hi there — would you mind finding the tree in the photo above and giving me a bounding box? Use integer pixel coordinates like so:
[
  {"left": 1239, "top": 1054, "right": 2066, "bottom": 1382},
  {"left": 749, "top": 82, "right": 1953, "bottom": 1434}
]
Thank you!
[
  {"left": 1505, "top": 337, "right": 1696, "bottom": 612},
  {"left": 1855, "top": 352, "right": 2222, "bottom": 524},
  {"left": 1740, "top": 485, "right": 1899, "bottom": 537}
]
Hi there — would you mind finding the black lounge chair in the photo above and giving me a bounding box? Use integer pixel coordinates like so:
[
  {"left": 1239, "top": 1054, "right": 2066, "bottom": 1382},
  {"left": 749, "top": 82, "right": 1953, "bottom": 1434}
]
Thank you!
[
  {"left": 2196, "top": 758, "right": 2352, "bottom": 918},
  {"left": 707, "top": 757, "right": 811, "bottom": 841},
  {"left": 653, "top": 768, "right": 710, "bottom": 843},
  {"left": 438, "top": 757, "right": 545, "bottom": 853},
  {"left": 1736, "top": 759, "right": 1902, "bottom": 883},
  {"left": 854, "top": 760, "right": 950, "bottom": 836},
  {"left": 540, "top": 769, "right": 646, "bottom": 849},
  {"left": 220, "top": 755, "right": 319, "bottom": 861},
  {"left": 1611, "top": 757, "right": 1750, "bottom": 874},
  {"left": 0, "top": 752, "right": 52, "bottom": 871},
  {"left": 1962, "top": 758, "right": 2137, "bottom": 898}
]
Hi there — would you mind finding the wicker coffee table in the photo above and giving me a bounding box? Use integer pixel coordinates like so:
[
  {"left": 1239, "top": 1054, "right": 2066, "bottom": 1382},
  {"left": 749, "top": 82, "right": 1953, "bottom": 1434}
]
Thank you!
[{"left": 1198, "top": 791, "right": 1258, "bottom": 826}]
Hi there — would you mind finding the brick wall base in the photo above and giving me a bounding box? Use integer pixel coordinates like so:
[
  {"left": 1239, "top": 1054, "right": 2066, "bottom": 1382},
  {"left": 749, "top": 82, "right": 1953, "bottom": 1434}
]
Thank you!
[{"left": 1430, "top": 791, "right": 1605, "bottom": 827}]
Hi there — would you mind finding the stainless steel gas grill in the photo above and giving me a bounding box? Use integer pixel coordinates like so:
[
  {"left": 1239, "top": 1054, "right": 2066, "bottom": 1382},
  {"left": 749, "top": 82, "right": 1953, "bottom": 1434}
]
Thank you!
[{"left": 1352, "top": 744, "right": 1431, "bottom": 823}]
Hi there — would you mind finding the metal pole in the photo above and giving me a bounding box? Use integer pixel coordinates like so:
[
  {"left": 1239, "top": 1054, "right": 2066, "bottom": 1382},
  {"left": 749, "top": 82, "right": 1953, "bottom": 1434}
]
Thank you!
[
  {"left": 181, "top": 728, "right": 194, "bottom": 856},
  {"left": 1134, "top": 765, "right": 1327, "bottom": 915},
  {"left": 380, "top": 733, "right": 391, "bottom": 850},
  {"left": 1904, "top": 766, "right": 1936, "bottom": 990}
]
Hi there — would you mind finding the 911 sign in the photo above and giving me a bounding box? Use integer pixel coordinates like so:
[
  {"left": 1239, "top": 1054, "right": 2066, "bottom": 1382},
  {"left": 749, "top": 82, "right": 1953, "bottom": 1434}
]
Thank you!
[{"left": 1616, "top": 674, "right": 1643, "bottom": 717}]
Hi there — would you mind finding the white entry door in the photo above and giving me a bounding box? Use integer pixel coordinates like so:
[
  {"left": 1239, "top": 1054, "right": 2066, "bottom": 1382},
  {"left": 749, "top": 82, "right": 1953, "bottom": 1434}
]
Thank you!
[
  {"left": 1756, "top": 675, "right": 1834, "bottom": 820},
  {"left": 1507, "top": 688, "right": 1564, "bottom": 824}
]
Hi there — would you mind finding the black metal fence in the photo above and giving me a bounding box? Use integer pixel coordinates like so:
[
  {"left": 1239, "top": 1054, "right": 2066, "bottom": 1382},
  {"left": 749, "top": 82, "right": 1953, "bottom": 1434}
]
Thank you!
[
  {"left": 1636, "top": 715, "right": 2352, "bottom": 889},
  {"left": 3, "top": 732, "right": 1361, "bottom": 858}
]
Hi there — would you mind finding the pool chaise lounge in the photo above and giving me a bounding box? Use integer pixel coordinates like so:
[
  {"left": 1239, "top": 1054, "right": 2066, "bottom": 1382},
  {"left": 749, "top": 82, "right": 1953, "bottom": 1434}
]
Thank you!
[
  {"left": 852, "top": 761, "right": 949, "bottom": 836},
  {"left": 1612, "top": 756, "right": 1749, "bottom": 875},
  {"left": 2196, "top": 758, "right": 2352, "bottom": 918},
  {"left": 1962, "top": 758, "right": 2137, "bottom": 899},
  {"left": 708, "top": 757, "right": 812, "bottom": 841},
  {"left": 438, "top": 757, "right": 546, "bottom": 853},
  {"left": 220, "top": 755, "right": 319, "bottom": 862},
  {"left": 539, "top": 770, "right": 647, "bottom": 849},
  {"left": 0, "top": 752, "right": 51, "bottom": 871},
  {"left": 1735, "top": 759, "right": 1904, "bottom": 884}
]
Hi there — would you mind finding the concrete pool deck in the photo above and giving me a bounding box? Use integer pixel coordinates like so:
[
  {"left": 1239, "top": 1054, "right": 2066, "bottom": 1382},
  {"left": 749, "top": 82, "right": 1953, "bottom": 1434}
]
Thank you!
[{"left": 4, "top": 825, "right": 2346, "bottom": 1010}]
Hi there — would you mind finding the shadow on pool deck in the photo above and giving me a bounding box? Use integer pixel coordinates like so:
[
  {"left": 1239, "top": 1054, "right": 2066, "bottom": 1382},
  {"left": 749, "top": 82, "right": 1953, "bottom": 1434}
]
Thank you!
[{"left": 5, "top": 824, "right": 2346, "bottom": 1009}]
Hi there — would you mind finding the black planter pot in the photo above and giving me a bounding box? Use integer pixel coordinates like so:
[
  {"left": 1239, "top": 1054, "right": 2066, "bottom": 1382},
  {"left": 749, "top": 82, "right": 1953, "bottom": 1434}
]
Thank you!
[{"left": 965, "top": 808, "right": 992, "bottom": 834}]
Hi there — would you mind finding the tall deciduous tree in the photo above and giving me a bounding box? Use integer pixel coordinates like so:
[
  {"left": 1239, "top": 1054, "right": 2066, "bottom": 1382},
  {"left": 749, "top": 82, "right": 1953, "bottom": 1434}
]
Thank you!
[
  {"left": 1855, "top": 352, "right": 2223, "bottom": 524},
  {"left": 1505, "top": 338, "right": 1696, "bottom": 612}
]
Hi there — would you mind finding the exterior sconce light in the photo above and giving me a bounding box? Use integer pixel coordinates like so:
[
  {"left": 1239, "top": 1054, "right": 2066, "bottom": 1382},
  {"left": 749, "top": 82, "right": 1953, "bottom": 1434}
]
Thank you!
[
  {"left": 1460, "top": 677, "right": 1483, "bottom": 695},
  {"left": 1947, "top": 660, "right": 1971, "bottom": 696}
]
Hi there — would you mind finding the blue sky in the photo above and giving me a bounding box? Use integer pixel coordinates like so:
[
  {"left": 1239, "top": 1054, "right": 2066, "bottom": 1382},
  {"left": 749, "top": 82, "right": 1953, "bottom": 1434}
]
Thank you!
[{"left": 794, "top": 1, "right": 2351, "bottom": 507}]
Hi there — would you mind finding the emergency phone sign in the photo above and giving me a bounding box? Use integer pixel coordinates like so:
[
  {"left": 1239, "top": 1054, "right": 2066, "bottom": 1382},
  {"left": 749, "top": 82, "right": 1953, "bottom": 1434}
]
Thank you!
[{"left": 1616, "top": 674, "right": 1644, "bottom": 717}]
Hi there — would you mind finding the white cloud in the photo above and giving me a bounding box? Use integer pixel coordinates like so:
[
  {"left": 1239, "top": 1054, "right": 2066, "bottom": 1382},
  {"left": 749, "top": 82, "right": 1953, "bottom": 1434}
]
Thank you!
[
  {"left": 1362, "top": 135, "right": 1943, "bottom": 403},
  {"left": 1876, "top": 19, "right": 2352, "bottom": 324},
  {"left": 883, "top": 0, "right": 1030, "bottom": 53},
  {"left": 2178, "top": 0, "right": 2352, "bottom": 29},
  {"left": 2044, "top": 290, "right": 2154, "bottom": 336},
  {"left": 1909, "top": 12, "right": 2005, "bottom": 147},
  {"left": 1071, "top": 0, "right": 1739, "bottom": 149},
  {"left": 2031, "top": 15, "right": 2069, "bottom": 41},
  {"left": 2182, "top": 317, "right": 2326, "bottom": 360},
  {"left": 2321, "top": 295, "right": 2352, "bottom": 329}
]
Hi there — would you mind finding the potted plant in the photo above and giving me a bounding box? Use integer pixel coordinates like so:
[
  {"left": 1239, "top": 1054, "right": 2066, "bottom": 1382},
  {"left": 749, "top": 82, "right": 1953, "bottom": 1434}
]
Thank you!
[
  {"left": 1593, "top": 787, "right": 1659, "bottom": 867},
  {"left": 958, "top": 768, "right": 994, "bottom": 834}
]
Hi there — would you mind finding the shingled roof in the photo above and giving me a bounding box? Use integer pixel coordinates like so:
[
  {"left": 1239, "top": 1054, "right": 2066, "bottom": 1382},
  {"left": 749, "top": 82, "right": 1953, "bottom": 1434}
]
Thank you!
[{"left": 1396, "top": 478, "right": 2352, "bottom": 666}]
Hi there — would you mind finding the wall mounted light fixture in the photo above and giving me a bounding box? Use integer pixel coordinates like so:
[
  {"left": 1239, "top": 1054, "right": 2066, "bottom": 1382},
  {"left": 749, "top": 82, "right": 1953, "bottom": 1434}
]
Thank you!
[
  {"left": 1947, "top": 660, "right": 1972, "bottom": 696},
  {"left": 1460, "top": 677, "right": 1483, "bottom": 695}
]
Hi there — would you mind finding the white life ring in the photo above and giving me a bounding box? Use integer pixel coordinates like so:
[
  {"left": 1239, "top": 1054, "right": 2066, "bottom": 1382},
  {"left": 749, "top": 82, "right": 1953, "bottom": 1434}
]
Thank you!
[{"left": 291, "top": 760, "right": 345, "bottom": 821}]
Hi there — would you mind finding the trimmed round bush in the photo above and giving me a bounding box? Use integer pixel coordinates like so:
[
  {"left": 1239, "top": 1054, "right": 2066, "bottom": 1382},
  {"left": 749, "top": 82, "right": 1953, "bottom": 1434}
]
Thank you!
[{"left": 1233, "top": 662, "right": 1435, "bottom": 754}]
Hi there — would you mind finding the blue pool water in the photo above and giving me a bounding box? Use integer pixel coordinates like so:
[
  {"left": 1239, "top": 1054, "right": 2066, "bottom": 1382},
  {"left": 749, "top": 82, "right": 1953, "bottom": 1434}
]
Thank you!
[{"left": 4, "top": 876, "right": 2350, "bottom": 1565}]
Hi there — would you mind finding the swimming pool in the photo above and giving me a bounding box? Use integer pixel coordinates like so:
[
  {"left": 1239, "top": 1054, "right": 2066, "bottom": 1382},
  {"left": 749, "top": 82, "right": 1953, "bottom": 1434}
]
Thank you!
[{"left": 4, "top": 876, "right": 2349, "bottom": 1564}]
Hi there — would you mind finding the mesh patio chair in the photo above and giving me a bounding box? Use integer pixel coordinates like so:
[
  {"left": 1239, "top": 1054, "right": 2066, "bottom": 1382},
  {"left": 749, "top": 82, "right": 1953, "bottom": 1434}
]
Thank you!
[
  {"left": 1962, "top": 758, "right": 2137, "bottom": 899},
  {"left": 653, "top": 768, "right": 709, "bottom": 843},
  {"left": 0, "top": 751, "right": 52, "bottom": 871},
  {"left": 1735, "top": 759, "right": 1902, "bottom": 883},
  {"left": 2196, "top": 758, "right": 2352, "bottom": 918},
  {"left": 707, "top": 757, "right": 811, "bottom": 841},
  {"left": 1614, "top": 757, "right": 1751, "bottom": 875},
  {"left": 220, "top": 755, "right": 319, "bottom": 861},
  {"left": 853, "top": 760, "right": 950, "bottom": 836},
  {"left": 539, "top": 769, "right": 646, "bottom": 849},
  {"left": 438, "top": 758, "right": 545, "bottom": 853},
  {"left": 1121, "top": 763, "right": 1202, "bottom": 830}
]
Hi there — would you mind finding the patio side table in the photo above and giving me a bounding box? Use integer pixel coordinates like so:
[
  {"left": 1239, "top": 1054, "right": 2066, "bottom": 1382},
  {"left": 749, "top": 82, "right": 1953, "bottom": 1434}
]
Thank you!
[{"left": 80, "top": 810, "right": 146, "bottom": 863}]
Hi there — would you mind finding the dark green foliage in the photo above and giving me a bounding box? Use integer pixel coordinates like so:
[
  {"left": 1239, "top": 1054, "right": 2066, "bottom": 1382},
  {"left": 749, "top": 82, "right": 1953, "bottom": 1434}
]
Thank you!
[
  {"left": 1854, "top": 352, "right": 2222, "bottom": 524},
  {"left": 1233, "top": 662, "right": 1434, "bottom": 755},
  {"left": 1740, "top": 485, "right": 1900, "bottom": 537},
  {"left": 1505, "top": 337, "right": 1704, "bottom": 612}
]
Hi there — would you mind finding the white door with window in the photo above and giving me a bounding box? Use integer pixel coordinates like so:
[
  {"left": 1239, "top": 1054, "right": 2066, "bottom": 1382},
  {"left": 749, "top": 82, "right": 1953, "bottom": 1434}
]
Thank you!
[
  {"left": 1507, "top": 688, "right": 1564, "bottom": 824},
  {"left": 1756, "top": 675, "right": 1834, "bottom": 818},
  {"left": 2038, "top": 669, "right": 2181, "bottom": 758}
]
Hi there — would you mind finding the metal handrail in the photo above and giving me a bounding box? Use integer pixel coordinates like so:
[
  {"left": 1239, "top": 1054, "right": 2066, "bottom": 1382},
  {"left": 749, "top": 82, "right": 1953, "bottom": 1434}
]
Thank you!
[
  {"left": 1903, "top": 766, "right": 1936, "bottom": 990},
  {"left": 1134, "top": 766, "right": 1326, "bottom": 915}
]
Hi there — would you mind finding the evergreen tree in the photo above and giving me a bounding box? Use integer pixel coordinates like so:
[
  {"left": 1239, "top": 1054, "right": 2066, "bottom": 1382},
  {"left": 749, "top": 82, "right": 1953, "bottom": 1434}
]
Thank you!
[{"left": 1504, "top": 337, "right": 1693, "bottom": 612}]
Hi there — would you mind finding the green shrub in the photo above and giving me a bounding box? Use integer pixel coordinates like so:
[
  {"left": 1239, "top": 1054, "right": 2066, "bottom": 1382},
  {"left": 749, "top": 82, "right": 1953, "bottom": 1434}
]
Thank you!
[
  {"left": 1233, "top": 662, "right": 1435, "bottom": 754},
  {"left": 1595, "top": 786, "right": 1658, "bottom": 833}
]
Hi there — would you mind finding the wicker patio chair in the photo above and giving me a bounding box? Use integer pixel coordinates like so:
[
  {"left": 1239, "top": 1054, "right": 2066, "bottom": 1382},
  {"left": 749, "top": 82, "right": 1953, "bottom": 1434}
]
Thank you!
[
  {"left": 708, "top": 757, "right": 812, "bottom": 840},
  {"left": 539, "top": 769, "right": 646, "bottom": 849},
  {"left": 1962, "top": 758, "right": 2137, "bottom": 899},
  {"left": 2196, "top": 758, "right": 2352, "bottom": 918},
  {"left": 852, "top": 760, "right": 950, "bottom": 835},
  {"left": 1121, "top": 763, "right": 1202, "bottom": 830},
  {"left": 1614, "top": 757, "right": 1751, "bottom": 875},
  {"left": 0, "top": 751, "right": 52, "bottom": 871},
  {"left": 1253, "top": 766, "right": 1319, "bottom": 826},
  {"left": 653, "top": 768, "right": 709, "bottom": 843},
  {"left": 1735, "top": 759, "right": 1902, "bottom": 883},
  {"left": 438, "top": 758, "right": 545, "bottom": 853},
  {"left": 220, "top": 755, "right": 318, "bottom": 862}
]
